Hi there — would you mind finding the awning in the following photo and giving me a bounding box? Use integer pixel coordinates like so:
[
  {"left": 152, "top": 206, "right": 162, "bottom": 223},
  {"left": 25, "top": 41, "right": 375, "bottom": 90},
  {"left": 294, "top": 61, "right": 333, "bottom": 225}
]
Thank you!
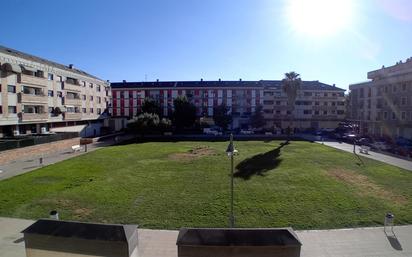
[
  {"left": 50, "top": 125, "right": 86, "bottom": 133},
  {"left": 20, "top": 65, "right": 37, "bottom": 72},
  {"left": 1, "top": 63, "right": 22, "bottom": 73}
]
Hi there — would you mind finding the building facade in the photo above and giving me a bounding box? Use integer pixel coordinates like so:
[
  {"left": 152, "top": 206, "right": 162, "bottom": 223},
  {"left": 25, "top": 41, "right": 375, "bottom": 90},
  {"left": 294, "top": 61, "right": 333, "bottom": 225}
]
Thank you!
[
  {"left": 349, "top": 58, "right": 412, "bottom": 139},
  {"left": 110, "top": 80, "right": 346, "bottom": 130},
  {"left": 0, "top": 46, "right": 111, "bottom": 137}
]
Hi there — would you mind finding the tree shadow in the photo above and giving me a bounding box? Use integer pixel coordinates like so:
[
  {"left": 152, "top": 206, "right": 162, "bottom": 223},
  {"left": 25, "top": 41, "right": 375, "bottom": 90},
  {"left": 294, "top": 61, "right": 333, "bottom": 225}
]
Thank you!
[{"left": 234, "top": 141, "right": 288, "bottom": 180}]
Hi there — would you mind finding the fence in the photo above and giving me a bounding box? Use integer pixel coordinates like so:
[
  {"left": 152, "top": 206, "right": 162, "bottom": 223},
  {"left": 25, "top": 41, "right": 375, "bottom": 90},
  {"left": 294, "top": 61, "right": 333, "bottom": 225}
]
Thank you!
[{"left": 0, "top": 132, "right": 79, "bottom": 152}]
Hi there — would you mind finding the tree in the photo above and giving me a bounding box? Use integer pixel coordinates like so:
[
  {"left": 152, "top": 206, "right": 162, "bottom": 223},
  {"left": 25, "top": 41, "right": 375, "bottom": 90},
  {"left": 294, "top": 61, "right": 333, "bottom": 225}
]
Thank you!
[
  {"left": 282, "top": 72, "right": 302, "bottom": 134},
  {"left": 128, "top": 112, "right": 160, "bottom": 136},
  {"left": 159, "top": 117, "right": 172, "bottom": 132},
  {"left": 172, "top": 96, "right": 197, "bottom": 129},
  {"left": 141, "top": 98, "right": 161, "bottom": 116},
  {"left": 250, "top": 105, "right": 265, "bottom": 129},
  {"left": 213, "top": 103, "right": 232, "bottom": 130}
]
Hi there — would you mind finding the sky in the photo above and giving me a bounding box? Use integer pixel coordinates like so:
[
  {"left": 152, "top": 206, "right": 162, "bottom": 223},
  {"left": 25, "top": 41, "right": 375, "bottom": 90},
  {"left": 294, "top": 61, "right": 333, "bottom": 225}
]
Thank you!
[{"left": 1, "top": 0, "right": 411, "bottom": 90}]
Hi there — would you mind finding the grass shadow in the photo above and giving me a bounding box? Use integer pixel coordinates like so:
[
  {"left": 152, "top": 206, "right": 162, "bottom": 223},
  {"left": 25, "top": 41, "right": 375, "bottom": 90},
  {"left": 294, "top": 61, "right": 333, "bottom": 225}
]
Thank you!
[{"left": 234, "top": 141, "right": 288, "bottom": 180}]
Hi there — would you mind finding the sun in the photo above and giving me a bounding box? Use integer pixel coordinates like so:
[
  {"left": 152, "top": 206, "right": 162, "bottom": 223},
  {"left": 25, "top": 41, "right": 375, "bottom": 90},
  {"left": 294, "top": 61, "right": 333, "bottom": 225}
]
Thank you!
[{"left": 285, "top": 0, "right": 355, "bottom": 37}]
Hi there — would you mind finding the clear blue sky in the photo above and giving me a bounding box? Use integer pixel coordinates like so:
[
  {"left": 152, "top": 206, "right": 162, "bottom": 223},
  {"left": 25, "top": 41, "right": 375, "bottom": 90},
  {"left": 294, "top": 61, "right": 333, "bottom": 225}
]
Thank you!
[{"left": 1, "top": 0, "right": 411, "bottom": 90}]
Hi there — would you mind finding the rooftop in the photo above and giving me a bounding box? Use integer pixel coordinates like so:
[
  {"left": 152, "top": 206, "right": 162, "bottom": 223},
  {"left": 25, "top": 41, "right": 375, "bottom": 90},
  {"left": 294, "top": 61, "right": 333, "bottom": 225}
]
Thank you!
[
  {"left": 111, "top": 80, "right": 346, "bottom": 91},
  {"left": 0, "top": 45, "right": 105, "bottom": 82}
]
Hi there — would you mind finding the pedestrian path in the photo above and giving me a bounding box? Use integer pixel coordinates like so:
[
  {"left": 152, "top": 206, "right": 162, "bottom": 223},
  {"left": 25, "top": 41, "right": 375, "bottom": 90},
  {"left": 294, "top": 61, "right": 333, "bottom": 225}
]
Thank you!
[
  {"left": 0, "top": 134, "right": 133, "bottom": 181},
  {"left": 296, "top": 133, "right": 412, "bottom": 171},
  {"left": 1, "top": 217, "right": 411, "bottom": 257},
  {"left": 319, "top": 141, "right": 412, "bottom": 171}
]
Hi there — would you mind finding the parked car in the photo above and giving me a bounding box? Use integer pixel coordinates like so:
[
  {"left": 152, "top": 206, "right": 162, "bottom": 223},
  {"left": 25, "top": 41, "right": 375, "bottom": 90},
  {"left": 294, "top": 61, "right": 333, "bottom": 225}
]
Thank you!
[
  {"left": 240, "top": 129, "right": 254, "bottom": 135},
  {"left": 370, "top": 141, "right": 390, "bottom": 151},
  {"left": 203, "top": 128, "right": 222, "bottom": 136},
  {"left": 357, "top": 137, "right": 373, "bottom": 146}
]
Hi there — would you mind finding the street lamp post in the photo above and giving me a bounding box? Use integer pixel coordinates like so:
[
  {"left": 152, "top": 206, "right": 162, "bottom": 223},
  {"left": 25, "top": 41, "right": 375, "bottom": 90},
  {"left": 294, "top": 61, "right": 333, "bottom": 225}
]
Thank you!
[{"left": 226, "top": 133, "right": 237, "bottom": 228}]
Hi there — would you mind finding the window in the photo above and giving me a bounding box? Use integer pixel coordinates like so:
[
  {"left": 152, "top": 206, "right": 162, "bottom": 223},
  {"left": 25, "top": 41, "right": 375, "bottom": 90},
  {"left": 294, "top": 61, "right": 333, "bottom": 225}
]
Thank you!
[
  {"left": 323, "top": 110, "right": 327, "bottom": 115},
  {"left": 324, "top": 93, "right": 328, "bottom": 97},
  {"left": 57, "top": 76, "right": 62, "bottom": 82},
  {"left": 48, "top": 73, "right": 54, "bottom": 80},
  {"left": 82, "top": 95, "right": 86, "bottom": 100},
  {"left": 402, "top": 84, "right": 407, "bottom": 91},
  {"left": 48, "top": 90, "right": 54, "bottom": 97},
  {"left": 57, "top": 91, "right": 63, "bottom": 97},
  {"left": 263, "top": 100, "right": 274, "bottom": 105},
  {"left": 392, "top": 112, "right": 396, "bottom": 120},
  {"left": 8, "top": 106, "right": 17, "bottom": 113},
  {"left": 82, "top": 108, "right": 86, "bottom": 113},
  {"left": 276, "top": 101, "right": 281, "bottom": 105},
  {"left": 323, "top": 102, "right": 328, "bottom": 106},
  {"left": 402, "top": 97, "right": 407, "bottom": 105},
  {"left": 97, "top": 108, "right": 101, "bottom": 114},
  {"left": 304, "top": 92, "right": 312, "bottom": 96},
  {"left": 0, "top": 84, "right": 1, "bottom": 92},
  {"left": 82, "top": 81, "right": 86, "bottom": 87},
  {"left": 97, "top": 97, "right": 101, "bottom": 103},
  {"left": 314, "top": 110, "right": 319, "bottom": 115},
  {"left": 0, "top": 106, "right": 2, "bottom": 114},
  {"left": 48, "top": 107, "right": 53, "bottom": 113},
  {"left": 402, "top": 112, "right": 406, "bottom": 120},
  {"left": 90, "top": 96, "right": 94, "bottom": 101},
  {"left": 303, "top": 110, "right": 312, "bottom": 115},
  {"left": 90, "top": 108, "right": 94, "bottom": 113},
  {"left": 331, "top": 102, "right": 336, "bottom": 106},
  {"left": 384, "top": 112, "right": 388, "bottom": 120},
  {"left": 89, "top": 83, "right": 93, "bottom": 88},
  {"left": 129, "top": 91, "right": 133, "bottom": 98},
  {"left": 97, "top": 85, "right": 101, "bottom": 92},
  {"left": 7, "top": 85, "right": 16, "bottom": 93},
  {"left": 315, "top": 101, "right": 319, "bottom": 105}
]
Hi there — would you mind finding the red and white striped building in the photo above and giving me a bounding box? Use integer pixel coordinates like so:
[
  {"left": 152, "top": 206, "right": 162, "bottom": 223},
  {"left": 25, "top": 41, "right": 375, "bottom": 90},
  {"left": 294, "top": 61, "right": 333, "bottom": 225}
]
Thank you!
[{"left": 110, "top": 80, "right": 346, "bottom": 130}]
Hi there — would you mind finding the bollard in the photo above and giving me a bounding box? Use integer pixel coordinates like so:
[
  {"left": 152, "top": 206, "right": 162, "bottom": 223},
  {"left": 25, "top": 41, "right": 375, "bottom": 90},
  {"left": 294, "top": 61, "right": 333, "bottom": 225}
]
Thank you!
[
  {"left": 85, "top": 144, "right": 88, "bottom": 152},
  {"left": 49, "top": 210, "right": 59, "bottom": 220},
  {"left": 39, "top": 157, "right": 43, "bottom": 166}
]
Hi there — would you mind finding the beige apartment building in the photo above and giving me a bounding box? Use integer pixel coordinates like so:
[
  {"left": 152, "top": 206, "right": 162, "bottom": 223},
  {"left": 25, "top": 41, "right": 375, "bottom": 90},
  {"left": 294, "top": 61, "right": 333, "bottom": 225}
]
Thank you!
[
  {"left": 261, "top": 81, "right": 346, "bottom": 131},
  {"left": 0, "top": 46, "right": 111, "bottom": 137},
  {"left": 349, "top": 58, "right": 412, "bottom": 139}
]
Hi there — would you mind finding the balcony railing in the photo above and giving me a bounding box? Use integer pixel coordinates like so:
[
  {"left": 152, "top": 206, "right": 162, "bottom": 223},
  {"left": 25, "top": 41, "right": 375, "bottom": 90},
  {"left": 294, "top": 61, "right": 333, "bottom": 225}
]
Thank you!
[
  {"left": 63, "top": 81, "right": 81, "bottom": 92},
  {"left": 19, "top": 112, "right": 48, "bottom": 121},
  {"left": 18, "top": 74, "right": 47, "bottom": 87},
  {"left": 19, "top": 93, "right": 48, "bottom": 104},
  {"left": 64, "top": 97, "right": 81, "bottom": 106},
  {"left": 63, "top": 112, "right": 82, "bottom": 120}
]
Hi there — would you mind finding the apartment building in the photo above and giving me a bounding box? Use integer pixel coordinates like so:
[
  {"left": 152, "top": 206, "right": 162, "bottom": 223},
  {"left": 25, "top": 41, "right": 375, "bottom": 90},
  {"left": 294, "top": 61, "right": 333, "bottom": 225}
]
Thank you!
[
  {"left": 349, "top": 58, "right": 412, "bottom": 139},
  {"left": 0, "top": 46, "right": 111, "bottom": 137},
  {"left": 111, "top": 80, "right": 346, "bottom": 130}
]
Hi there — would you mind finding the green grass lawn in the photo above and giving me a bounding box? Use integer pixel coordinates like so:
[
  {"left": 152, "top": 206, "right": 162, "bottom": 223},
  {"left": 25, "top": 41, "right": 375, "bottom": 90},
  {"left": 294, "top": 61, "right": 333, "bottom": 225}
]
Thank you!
[{"left": 0, "top": 140, "right": 411, "bottom": 230}]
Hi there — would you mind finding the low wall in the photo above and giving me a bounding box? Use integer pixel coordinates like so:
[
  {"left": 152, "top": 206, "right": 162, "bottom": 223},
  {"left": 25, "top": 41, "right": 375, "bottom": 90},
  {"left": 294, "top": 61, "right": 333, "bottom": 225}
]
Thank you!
[{"left": 0, "top": 137, "right": 80, "bottom": 165}]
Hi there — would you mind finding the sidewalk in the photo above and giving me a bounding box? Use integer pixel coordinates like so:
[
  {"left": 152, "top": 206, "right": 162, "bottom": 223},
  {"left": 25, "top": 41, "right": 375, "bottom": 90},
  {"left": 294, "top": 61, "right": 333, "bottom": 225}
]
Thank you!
[
  {"left": 1, "top": 217, "right": 411, "bottom": 257},
  {"left": 296, "top": 134, "right": 412, "bottom": 171},
  {"left": 0, "top": 134, "right": 133, "bottom": 181}
]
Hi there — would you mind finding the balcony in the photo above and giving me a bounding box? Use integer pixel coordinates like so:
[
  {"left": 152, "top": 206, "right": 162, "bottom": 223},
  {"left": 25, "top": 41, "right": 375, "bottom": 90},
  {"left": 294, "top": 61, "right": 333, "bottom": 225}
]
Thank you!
[
  {"left": 63, "top": 81, "right": 81, "bottom": 92},
  {"left": 18, "top": 74, "right": 47, "bottom": 87},
  {"left": 19, "top": 93, "right": 48, "bottom": 104},
  {"left": 63, "top": 97, "right": 81, "bottom": 106},
  {"left": 63, "top": 112, "right": 82, "bottom": 120},
  {"left": 19, "top": 112, "right": 48, "bottom": 121}
]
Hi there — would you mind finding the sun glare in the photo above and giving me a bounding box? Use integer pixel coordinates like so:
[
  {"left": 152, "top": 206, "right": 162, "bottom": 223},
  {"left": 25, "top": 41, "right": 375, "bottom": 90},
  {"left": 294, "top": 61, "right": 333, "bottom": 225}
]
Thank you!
[{"left": 286, "top": 0, "right": 355, "bottom": 37}]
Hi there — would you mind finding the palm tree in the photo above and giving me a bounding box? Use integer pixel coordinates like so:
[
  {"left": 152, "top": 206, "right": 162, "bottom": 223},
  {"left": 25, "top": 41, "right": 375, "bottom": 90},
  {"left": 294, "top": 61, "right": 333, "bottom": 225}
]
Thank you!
[{"left": 282, "top": 72, "right": 302, "bottom": 136}]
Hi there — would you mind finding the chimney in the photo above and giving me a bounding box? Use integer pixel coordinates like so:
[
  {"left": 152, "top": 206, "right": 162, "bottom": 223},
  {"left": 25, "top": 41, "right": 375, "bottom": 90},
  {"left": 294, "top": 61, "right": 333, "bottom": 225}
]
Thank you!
[
  {"left": 68, "top": 64, "right": 74, "bottom": 69},
  {"left": 218, "top": 78, "right": 221, "bottom": 82},
  {"left": 156, "top": 79, "right": 159, "bottom": 82},
  {"left": 333, "top": 84, "right": 336, "bottom": 87},
  {"left": 106, "top": 80, "right": 110, "bottom": 82},
  {"left": 122, "top": 80, "right": 126, "bottom": 83},
  {"left": 239, "top": 78, "right": 242, "bottom": 81},
  {"left": 201, "top": 78, "right": 203, "bottom": 82}
]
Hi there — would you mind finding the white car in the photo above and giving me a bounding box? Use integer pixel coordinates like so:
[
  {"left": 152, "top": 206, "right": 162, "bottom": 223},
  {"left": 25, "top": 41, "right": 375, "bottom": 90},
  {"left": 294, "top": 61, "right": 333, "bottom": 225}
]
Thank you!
[
  {"left": 203, "top": 128, "right": 222, "bottom": 136},
  {"left": 240, "top": 129, "right": 254, "bottom": 135}
]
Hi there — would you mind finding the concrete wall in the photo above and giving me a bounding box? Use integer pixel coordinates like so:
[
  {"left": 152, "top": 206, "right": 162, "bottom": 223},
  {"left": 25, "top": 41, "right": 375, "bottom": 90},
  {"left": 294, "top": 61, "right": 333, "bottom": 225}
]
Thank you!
[{"left": 178, "top": 246, "right": 300, "bottom": 257}]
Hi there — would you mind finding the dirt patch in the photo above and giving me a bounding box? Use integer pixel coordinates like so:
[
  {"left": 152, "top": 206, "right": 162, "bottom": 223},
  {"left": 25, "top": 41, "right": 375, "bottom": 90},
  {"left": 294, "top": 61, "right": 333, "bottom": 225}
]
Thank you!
[
  {"left": 169, "top": 146, "right": 217, "bottom": 161},
  {"left": 73, "top": 208, "right": 93, "bottom": 217},
  {"left": 327, "top": 169, "right": 407, "bottom": 204}
]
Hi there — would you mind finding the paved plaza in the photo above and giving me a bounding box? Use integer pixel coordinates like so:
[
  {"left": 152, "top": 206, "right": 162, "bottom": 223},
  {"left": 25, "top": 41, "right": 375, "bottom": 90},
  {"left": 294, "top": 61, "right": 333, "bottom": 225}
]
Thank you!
[{"left": 1, "top": 217, "right": 411, "bottom": 257}]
